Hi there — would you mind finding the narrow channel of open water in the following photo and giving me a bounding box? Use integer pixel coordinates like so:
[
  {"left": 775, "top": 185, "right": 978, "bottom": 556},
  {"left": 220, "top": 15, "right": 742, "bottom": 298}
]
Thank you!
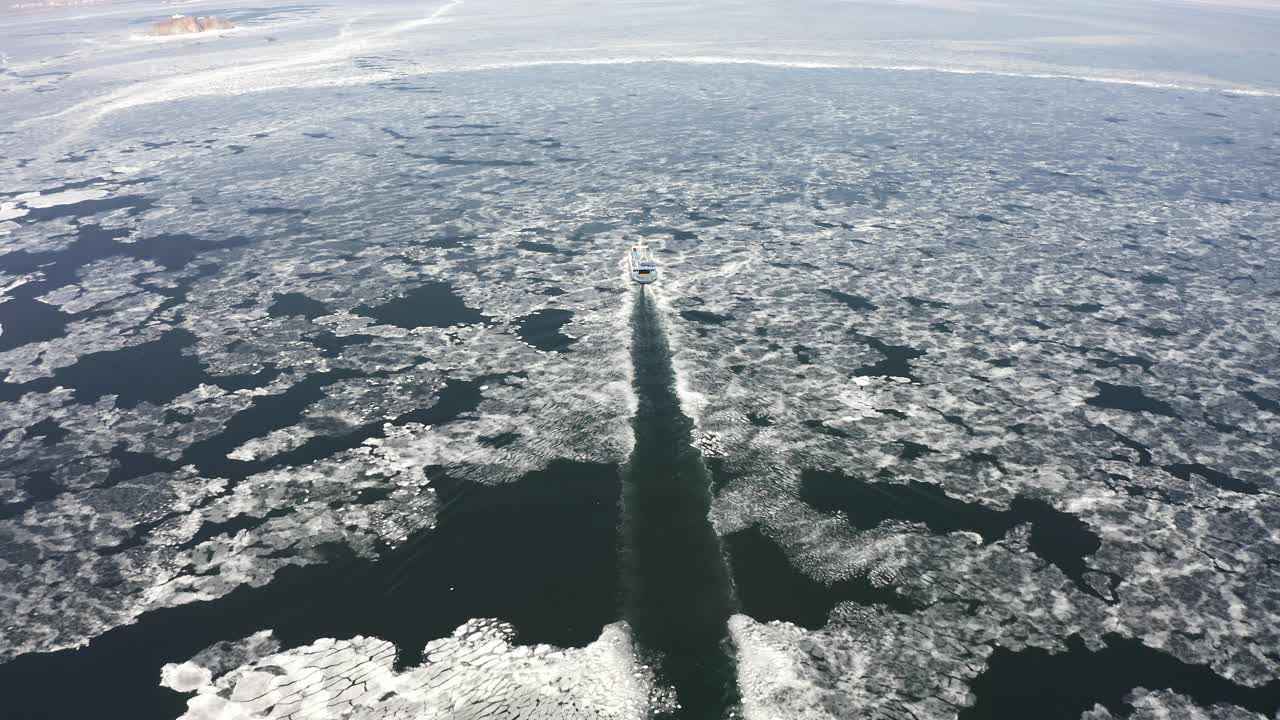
[{"left": 621, "top": 288, "right": 741, "bottom": 719}]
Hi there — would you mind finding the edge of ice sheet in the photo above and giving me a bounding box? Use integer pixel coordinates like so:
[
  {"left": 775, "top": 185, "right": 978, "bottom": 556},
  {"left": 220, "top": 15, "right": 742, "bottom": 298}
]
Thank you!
[
  {"left": 38, "top": 56, "right": 1280, "bottom": 144},
  {"left": 165, "top": 620, "right": 657, "bottom": 720},
  {"left": 425, "top": 56, "right": 1280, "bottom": 98}
]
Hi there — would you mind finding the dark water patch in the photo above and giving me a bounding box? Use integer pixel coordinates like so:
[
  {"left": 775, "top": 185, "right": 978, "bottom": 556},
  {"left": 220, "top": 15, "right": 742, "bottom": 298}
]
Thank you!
[
  {"left": 686, "top": 210, "right": 728, "bottom": 226},
  {"left": 638, "top": 226, "right": 698, "bottom": 242},
  {"left": 0, "top": 371, "right": 39, "bottom": 404},
  {"left": 768, "top": 260, "right": 820, "bottom": 272},
  {"left": 0, "top": 294, "right": 72, "bottom": 352},
  {"left": 1, "top": 224, "right": 245, "bottom": 296},
  {"left": 301, "top": 131, "right": 332, "bottom": 139},
  {"left": 354, "top": 282, "right": 488, "bottom": 328},
  {"left": 745, "top": 411, "right": 772, "bottom": 427},
  {"left": 226, "top": 145, "right": 248, "bottom": 155},
  {"left": 623, "top": 291, "right": 739, "bottom": 719},
  {"left": 99, "top": 369, "right": 361, "bottom": 489},
  {"left": 10, "top": 177, "right": 107, "bottom": 196},
  {"left": 679, "top": 309, "right": 733, "bottom": 325},
  {"left": 479, "top": 431, "right": 519, "bottom": 448},
  {"left": 1086, "top": 382, "right": 1179, "bottom": 417},
  {"left": 1090, "top": 353, "right": 1154, "bottom": 372},
  {"left": 726, "top": 527, "right": 916, "bottom": 630},
  {"left": 0, "top": 499, "right": 33, "bottom": 521},
  {"left": 0, "top": 470, "right": 57, "bottom": 519},
  {"left": 349, "top": 486, "right": 393, "bottom": 506},
  {"left": 1137, "top": 272, "right": 1172, "bottom": 285},
  {"left": 1120, "top": 481, "right": 1188, "bottom": 505},
  {"left": 898, "top": 440, "right": 934, "bottom": 460},
  {"left": 705, "top": 456, "right": 735, "bottom": 493},
  {"left": 1165, "top": 463, "right": 1259, "bottom": 495},
  {"left": 20, "top": 469, "right": 61, "bottom": 504},
  {"left": 133, "top": 233, "right": 250, "bottom": 270},
  {"left": 247, "top": 376, "right": 501, "bottom": 475},
  {"left": 179, "top": 369, "right": 360, "bottom": 480},
  {"left": 541, "top": 286, "right": 566, "bottom": 296},
  {"left": 47, "top": 330, "right": 206, "bottom": 410},
  {"left": 1106, "top": 428, "right": 1153, "bottom": 467},
  {"left": 801, "top": 470, "right": 1010, "bottom": 543},
  {"left": 103, "top": 447, "right": 179, "bottom": 489},
  {"left": 381, "top": 127, "right": 415, "bottom": 140},
  {"left": 176, "top": 507, "right": 293, "bottom": 550},
  {"left": 1243, "top": 390, "right": 1279, "bottom": 413},
  {"left": 19, "top": 194, "right": 155, "bottom": 224},
  {"left": 516, "top": 239, "right": 568, "bottom": 254},
  {"left": 515, "top": 308, "right": 575, "bottom": 352},
  {"left": 26, "top": 419, "right": 69, "bottom": 446},
  {"left": 411, "top": 153, "right": 533, "bottom": 167},
  {"left": 803, "top": 419, "right": 853, "bottom": 439},
  {"left": 570, "top": 221, "right": 615, "bottom": 243},
  {"left": 850, "top": 331, "right": 924, "bottom": 380},
  {"left": 823, "top": 289, "right": 877, "bottom": 312},
  {"left": 792, "top": 344, "right": 816, "bottom": 364},
  {"left": 1015, "top": 498, "right": 1120, "bottom": 603},
  {"left": 268, "top": 292, "right": 329, "bottom": 319},
  {"left": 962, "top": 633, "right": 1280, "bottom": 720},
  {"left": 0, "top": 459, "right": 620, "bottom": 720},
  {"left": 1065, "top": 302, "right": 1103, "bottom": 313},
  {"left": 800, "top": 471, "right": 1119, "bottom": 602},
  {"left": 96, "top": 366, "right": 371, "bottom": 489},
  {"left": 1137, "top": 324, "right": 1179, "bottom": 338}
]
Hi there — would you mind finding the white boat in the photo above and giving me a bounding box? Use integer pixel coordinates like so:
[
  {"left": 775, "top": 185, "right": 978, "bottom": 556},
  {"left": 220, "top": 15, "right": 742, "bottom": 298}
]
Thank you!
[{"left": 625, "top": 240, "right": 659, "bottom": 285}]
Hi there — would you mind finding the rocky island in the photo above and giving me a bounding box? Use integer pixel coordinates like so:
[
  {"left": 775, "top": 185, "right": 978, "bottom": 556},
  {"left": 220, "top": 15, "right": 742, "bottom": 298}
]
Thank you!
[{"left": 147, "top": 15, "right": 235, "bottom": 36}]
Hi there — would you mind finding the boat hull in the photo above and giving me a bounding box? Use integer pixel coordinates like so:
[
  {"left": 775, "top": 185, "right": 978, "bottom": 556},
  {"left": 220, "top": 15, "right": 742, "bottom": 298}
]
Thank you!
[{"left": 625, "top": 241, "right": 659, "bottom": 285}]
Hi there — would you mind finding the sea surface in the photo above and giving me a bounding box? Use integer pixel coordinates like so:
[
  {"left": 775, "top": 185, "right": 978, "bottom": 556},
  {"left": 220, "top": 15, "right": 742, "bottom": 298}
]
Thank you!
[{"left": 1, "top": 1, "right": 1279, "bottom": 718}]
